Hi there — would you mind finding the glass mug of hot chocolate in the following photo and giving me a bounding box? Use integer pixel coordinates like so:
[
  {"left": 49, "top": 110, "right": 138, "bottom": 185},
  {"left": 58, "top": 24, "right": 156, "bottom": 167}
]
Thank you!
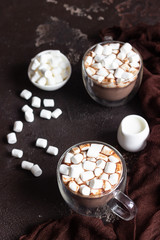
[
  {"left": 82, "top": 41, "right": 143, "bottom": 107},
  {"left": 57, "top": 141, "right": 137, "bottom": 221}
]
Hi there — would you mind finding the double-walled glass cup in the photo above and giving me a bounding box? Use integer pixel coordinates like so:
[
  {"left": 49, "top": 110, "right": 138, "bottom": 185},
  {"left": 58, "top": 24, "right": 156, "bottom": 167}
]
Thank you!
[
  {"left": 82, "top": 41, "right": 143, "bottom": 107},
  {"left": 57, "top": 141, "right": 137, "bottom": 221}
]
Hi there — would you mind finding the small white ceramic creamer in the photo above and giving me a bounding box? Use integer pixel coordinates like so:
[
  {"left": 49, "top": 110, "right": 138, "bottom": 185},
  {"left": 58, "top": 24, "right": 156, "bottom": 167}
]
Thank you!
[{"left": 117, "top": 115, "right": 150, "bottom": 152}]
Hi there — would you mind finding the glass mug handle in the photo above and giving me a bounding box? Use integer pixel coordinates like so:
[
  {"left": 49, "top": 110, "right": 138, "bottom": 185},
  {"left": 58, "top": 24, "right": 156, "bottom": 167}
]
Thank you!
[{"left": 108, "top": 190, "right": 137, "bottom": 221}]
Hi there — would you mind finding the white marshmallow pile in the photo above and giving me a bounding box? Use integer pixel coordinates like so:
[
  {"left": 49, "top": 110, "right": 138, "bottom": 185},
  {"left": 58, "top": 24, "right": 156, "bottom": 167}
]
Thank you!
[
  {"left": 59, "top": 143, "right": 122, "bottom": 196},
  {"left": 84, "top": 42, "right": 141, "bottom": 87},
  {"left": 29, "top": 50, "right": 71, "bottom": 87}
]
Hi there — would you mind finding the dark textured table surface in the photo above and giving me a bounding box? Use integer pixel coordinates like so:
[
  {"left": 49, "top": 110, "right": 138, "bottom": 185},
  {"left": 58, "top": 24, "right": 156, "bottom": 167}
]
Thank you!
[{"left": 0, "top": 1, "right": 159, "bottom": 239}]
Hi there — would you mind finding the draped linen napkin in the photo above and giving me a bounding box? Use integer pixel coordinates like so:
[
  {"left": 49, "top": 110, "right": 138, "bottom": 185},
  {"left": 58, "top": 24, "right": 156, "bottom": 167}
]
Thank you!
[{"left": 20, "top": 23, "right": 160, "bottom": 240}]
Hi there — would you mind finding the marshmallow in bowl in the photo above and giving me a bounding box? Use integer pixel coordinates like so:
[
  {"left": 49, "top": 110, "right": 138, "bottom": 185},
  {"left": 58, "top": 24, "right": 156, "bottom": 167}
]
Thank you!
[{"left": 28, "top": 50, "right": 71, "bottom": 90}]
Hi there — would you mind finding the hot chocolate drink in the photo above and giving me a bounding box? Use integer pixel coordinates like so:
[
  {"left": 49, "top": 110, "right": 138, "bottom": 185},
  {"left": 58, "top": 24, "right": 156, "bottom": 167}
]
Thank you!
[{"left": 82, "top": 41, "right": 143, "bottom": 107}]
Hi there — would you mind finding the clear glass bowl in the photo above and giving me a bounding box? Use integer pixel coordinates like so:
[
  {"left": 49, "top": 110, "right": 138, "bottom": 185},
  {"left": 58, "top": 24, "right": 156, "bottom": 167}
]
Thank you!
[{"left": 82, "top": 41, "right": 143, "bottom": 107}]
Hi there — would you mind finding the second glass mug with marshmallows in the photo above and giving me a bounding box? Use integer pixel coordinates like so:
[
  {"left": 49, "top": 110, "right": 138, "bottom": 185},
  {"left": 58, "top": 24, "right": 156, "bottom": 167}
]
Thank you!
[{"left": 57, "top": 141, "right": 137, "bottom": 221}]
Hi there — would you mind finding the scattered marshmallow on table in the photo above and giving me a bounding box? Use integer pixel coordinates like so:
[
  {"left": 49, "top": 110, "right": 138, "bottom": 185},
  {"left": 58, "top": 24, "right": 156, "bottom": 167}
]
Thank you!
[
  {"left": 51, "top": 108, "right": 62, "bottom": 119},
  {"left": 31, "top": 96, "right": 41, "bottom": 108},
  {"left": 30, "top": 164, "right": 42, "bottom": 177},
  {"left": 13, "top": 121, "right": 23, "bottom": 133},
  {"left": 21, "top": 160, "right": 34, "bottom": 170},
  {"left": 36, "top": 138, "right": 48, "bottom": 149},
  {"left": 7, "top": 132, "right": 17, "bottom": 144},
  {"left": 25, "top": 110, "right": 34, "bottom": 122},
  {"left": 40, "top": 109, "right": 51, "bottom": 120},
  {"left": 43, "top": 99, "right": 55, "bottom": 107},
  {"left": 11, "top": 148, "right": 23, "bottom": 158},
  {"left": 46, "top": 146, "right": 59, "bottom": 156},
  {"left": 20, "top": 89, "right": 32, "bottom": 100},
  {"left": 22, "top": 104, "right": 33, "bottom": 113}
]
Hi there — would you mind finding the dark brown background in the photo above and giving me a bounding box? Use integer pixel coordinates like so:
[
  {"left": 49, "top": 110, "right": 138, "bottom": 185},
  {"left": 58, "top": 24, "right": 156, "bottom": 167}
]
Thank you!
[{"left": 0, "top": 0, "right": 159, "bottom": 239}]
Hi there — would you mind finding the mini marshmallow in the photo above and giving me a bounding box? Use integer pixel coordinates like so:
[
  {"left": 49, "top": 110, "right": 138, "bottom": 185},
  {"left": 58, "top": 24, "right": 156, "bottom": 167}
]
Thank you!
[
  {"left": 108, "top": 155, "right": 120, "bottom": 163},
  {"left": 130, "top": 61, "right": 140, "bottom": 68},
  {"left": 107, "top": 73, "right": 114, "bottom": 79},
  {"left": 92, "top": 75, "right": 104, "bottom": 83},
  {"left": 31, "top": 96, "right": 41, "bottom": 108},
  {"left": 102, "top": 45, "right": 112, "bottom": 56},
  {"left": 68, "top": 181, "right": 79, "bottom": 193},
  {"left": 122, "top": 72, "right": 134, "bottom": 80},
  {"left": 7, "top": 132, "right": 17, "bottom": 144},
  {"left": 117, "top": 51, "right": 126, "bottom": 61},
  {"left": 75, "top": 177, "right": 84, "bottom": 185},
  {"left": 79, "top": 143, "right": 90, "bottom": 151},
  {"left": 83, "top": 160, "right": 96, "bottom": 171},
  {"left": 64, "top": 152, "right": 74, "bottom": 164},
  {"left": 21, "top": 160, "right": 34, "bottom": 171},
  {"left": 13, "top": 121, "right": 23, "bottom": 133},
  {"left": 89, "top": 178, "right": 103, "bottom": 189},
  {"left": 51, "top": 108, "right": 62, "bottom": 119},
  {"left": 30, "top": 164, "right": 42, "bottom": 177},
  {"left": 81, "top": 171, "right": 94, "bottom": 182},
  {"left": 69, "top": 163, "right": 83, "bottom": 178},
  {"left": 31, "top": 71, "right": 41, "bottom": 83},
  {"left": 72, "top": 147, "right": 80, "bottom": 154},
  {"left": 97, "top": 153, "right": 108, "bottom": 161},
  {"left": 40, "top": 109, "right": 52, "bottom": 120},
  {"left": 94, "top": 167, "right": 103, "bottom": 177},
  {"left": 37, "top": 77, "right": 47, "bottom": 86},
  {"left": 108, "top": 173, "right": 119, "bottom": 185},
  {"left": 110, "top": 43, "right": 120, "bottom": 49},
  {"left": 87, "top": 144, "right": 103, "bottom": 158},
  {"left": 36, "top": 138, "right": 48, "bottom": 148},
  {"left": 11, "top": 148, "right": 23, "bottom": 158},
  {"left": 25, "top": 110, "right": 34, "bottom": 122},
  {"left": 71, "top": 153, "right": 83, "bottom": 164},
  {"left": 99, "top": 173, "right": 109, "bottom": 180},
  {"left": 79, "top": 185, "right": 91, "bottom": 196},
  {"left": 91, "top": 188, "right": 103, "bottom": 196},
  {"left": 94, "top": 54, "right": 105, "bottom": 63},
  {"left": 39, "top": 53, "right": 51, "bottom": 64},
  {"left": 62, "top": 175, "right": 73, "bottom": 184},
  {"left": 92, "top": 63, "right": 103, "bottom": 69},
  {"left": 102, "top": 54, "right": 116, "bottom": 68},
  {"left": 85, "top": 56, "right": 93, "bottom": 65},
  {"left": 43, "top": 99, "right": 55, "bottom": 107},
  {"left": 44, "top": 70, "right": 53, "bottom": 79},
  {"left": 120, "top": 43, "right": 132, "bottom": 54},
  {"left": 86, "top": 67, "right": 96, "bottom": 76},
  {"left": 31, "top": 58, "right": 40, "bottom": 71},
  {"left": 39, "top": 64, "right": 50, "bottom": 74},
  {"left": 20, "top": 89, "right": 32, "bottom": 100},
  {"left": 103, "top": 181, "right": 112, "bottom": 191},
  {"left": 104, "top": 162, "right": 116, "bottom": 174},
  {"left": 22, "top": 104, "right": 33, "bottom": 113},
  {"left": 101, "top": 146, "right": 114, "bottom": 155},
  {"left": 46, "top": 146, "right": 59, "bottom": 156},
  {"left": 96, "top": 67, "right": 108, "bottom": 77},
  {"left": 94, "top": 44, "right": 104, "bottom": 55},
  {"left": 59, "top": 164, "right": 69, "bottom": 175},
  {"left": 114, "top": 68, "right": 124, "bottom": 78},
  {"left": 96, "top": 159, "right": 106, "bottom": 169}
]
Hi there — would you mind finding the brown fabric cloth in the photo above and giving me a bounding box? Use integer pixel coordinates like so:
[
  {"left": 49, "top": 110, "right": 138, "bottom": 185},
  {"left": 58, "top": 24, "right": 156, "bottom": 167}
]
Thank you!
[{"left": 20, "top": 24, "right": 160, "bottom": 240}]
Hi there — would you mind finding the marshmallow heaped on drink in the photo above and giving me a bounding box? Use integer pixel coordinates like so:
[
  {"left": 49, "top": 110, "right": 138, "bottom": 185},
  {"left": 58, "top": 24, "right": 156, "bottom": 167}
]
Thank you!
[
  {"left": 59, "top": 142, "right": 123, "bottom": 197},
  {"left": 84, "top": 42, "right": 141, "bottom": 89}
]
